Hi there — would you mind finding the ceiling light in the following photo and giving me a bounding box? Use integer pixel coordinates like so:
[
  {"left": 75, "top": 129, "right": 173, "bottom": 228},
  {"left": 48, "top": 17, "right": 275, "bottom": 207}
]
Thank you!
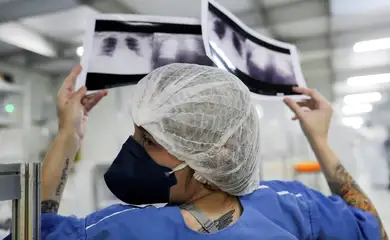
[
  {"left": 343, "top": 92, "right": 382, "bottom": 104},
  {"left": 353, "top": 38, "right": 390, "bottom": 52},
  {"left": 76, "top": 46, "right": 84, "bottom": 57},
  {"left": 342, "top": 103, "right": 373, "bottom": 115},
  {"left": 342, "top": 116, "right": 363, "bottom": 129},
  {"left": 347, "top": 73, "right": 390, "bottom": 86}
]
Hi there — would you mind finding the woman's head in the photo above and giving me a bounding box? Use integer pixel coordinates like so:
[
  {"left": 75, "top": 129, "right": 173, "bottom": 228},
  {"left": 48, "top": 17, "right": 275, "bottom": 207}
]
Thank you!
[{"left": 130, "top": 63, "right": 261, "bottom": 203}]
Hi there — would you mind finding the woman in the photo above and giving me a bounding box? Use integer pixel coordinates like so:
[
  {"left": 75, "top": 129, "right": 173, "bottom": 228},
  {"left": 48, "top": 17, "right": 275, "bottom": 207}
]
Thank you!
[{"left": 5, "top": 63, "right": 385, "bottom": 239}]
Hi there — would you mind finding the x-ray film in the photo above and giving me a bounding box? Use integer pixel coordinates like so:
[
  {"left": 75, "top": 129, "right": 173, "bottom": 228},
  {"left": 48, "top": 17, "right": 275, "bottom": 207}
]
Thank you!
[
  {"left": 201, "top": 0, "right": 307, "bottom": 99},
  {"left": 77, "top": 14, "right": 213, "bottom": 91}
]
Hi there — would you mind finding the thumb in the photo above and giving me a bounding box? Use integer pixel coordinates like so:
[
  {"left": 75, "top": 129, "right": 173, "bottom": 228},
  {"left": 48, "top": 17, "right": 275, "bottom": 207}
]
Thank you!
[
  {"left": 283, "top": 97, "right": 303, "bottom": 118},
  {"left": 73, "top": 86, "right": 87, "bottom": 101}
]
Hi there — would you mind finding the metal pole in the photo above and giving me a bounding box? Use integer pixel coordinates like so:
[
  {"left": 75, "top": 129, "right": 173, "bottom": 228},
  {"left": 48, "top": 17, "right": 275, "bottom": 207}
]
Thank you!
[{"left": 11, "top": 162, "right": 41, "bottom": 240}]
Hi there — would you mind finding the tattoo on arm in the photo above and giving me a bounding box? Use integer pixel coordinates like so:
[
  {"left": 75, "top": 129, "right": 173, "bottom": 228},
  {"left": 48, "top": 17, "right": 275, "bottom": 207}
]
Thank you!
[
  {"left": 55, "top": 158, "right": 70, "bottom": 197},
  {"left": 41, "top": 200, "right": 59, "bottom": 213},
  {"left": 197, "top": 210, "right": 235, "bottom": 233},
  {"left": 41, "top": 158, "right": 70, "bottom": 214},
  {"left": 327, "top": 164, "right": 388, "bottom": 239}
]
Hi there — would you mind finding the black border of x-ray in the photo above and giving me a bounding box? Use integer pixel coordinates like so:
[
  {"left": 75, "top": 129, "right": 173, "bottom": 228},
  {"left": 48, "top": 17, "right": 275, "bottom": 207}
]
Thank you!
[
  {"left": 94, "top": 20, "right": 202, "bottom": 34},
  {"left": 210, "top": 46, "right": 299, "bottom": 96},
  {"left": 86, "top": 73, "right": 143, "bottom": 90},
  {"left": 209, "top": 3, "right": 290, "bottom": 55}
]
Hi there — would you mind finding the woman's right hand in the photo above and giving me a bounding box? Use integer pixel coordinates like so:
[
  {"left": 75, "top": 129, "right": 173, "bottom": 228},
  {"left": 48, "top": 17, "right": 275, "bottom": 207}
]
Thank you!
[
  {"left": 283, "top": 87, "right": 333, "bottom": 143},
  {"left": 56, "top": 65, "right": 107, "bottom": 141}
]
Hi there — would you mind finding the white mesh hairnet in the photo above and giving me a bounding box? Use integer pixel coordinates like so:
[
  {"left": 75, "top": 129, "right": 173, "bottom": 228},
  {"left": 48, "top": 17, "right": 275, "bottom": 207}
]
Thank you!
[{"left": 131, "top": 63, "right": 261, "bottom": 196}]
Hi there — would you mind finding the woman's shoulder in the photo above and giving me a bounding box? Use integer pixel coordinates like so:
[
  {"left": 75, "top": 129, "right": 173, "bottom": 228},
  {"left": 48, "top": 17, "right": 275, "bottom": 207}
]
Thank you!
[
  {"left": 239, "top": 180, "right": 317, "bottom": 239},
  {"left": 243, "top": 180, "right": 310, "bottom": 198},
  {"left": 86, "top": 203, "right": 176, "bottom": 226},
  {"left": 84, "top": 204, "right": 180, "bottom": 238},
  {"left": 39, "top": 205, "right": 180, "bottom": 239}
]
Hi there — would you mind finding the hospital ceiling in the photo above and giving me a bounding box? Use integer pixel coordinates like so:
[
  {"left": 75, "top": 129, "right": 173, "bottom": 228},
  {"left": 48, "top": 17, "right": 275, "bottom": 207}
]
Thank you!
[{"left": 0, "top": 0, "right": 390, "bottom": 125}]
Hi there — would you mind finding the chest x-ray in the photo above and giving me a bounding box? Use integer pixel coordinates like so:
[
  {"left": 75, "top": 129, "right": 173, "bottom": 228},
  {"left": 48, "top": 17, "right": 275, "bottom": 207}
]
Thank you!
[
  {"left": 202, "top": 0, "right": 306, "bottom": 97},
  {"left": 89, "top": 32, "right": 153, "bottom": 75},
  {"left": 77, "top": 16, "right": 213, "bottom": 91}
]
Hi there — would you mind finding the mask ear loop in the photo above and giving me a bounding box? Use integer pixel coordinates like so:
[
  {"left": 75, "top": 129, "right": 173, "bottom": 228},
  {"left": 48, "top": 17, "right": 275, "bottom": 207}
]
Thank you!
[{"left": 166, "top": 162, "right": 188, "bottom": 176}]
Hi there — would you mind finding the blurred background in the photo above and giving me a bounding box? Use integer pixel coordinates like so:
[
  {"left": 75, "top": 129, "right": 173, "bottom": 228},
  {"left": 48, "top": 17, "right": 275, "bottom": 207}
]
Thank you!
[{"left": 1, "top": 0, "right": 390, "bottom": 236}]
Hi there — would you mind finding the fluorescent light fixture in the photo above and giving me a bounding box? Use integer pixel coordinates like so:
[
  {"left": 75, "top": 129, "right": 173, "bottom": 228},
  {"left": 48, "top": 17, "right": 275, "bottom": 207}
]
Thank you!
[
  {"left": 342, "top": 116, "right": 363, "bottom": 129},
  {"left": 0, "top": 22, "right": 57, "bottom": 57},
  {"left": 347, "top": 73, "right": 390, "bottom": 86},
  {"left": 343, "top": 92, "right": 382, "bottom": 104},
  {"left": 353, "top": 38, "right": 390, "bottom": 52},
  {"left": 76, "top": 46, "right": 84, "bottom": 57},
  {"left": 342, "top": 103, "right": 373, "bottom": 115}
]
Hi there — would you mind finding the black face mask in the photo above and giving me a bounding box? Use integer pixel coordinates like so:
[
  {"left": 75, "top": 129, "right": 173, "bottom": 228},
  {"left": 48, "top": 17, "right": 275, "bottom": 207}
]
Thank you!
[{"left": 104, "top": 136, "right": 187, "bottom": 205}]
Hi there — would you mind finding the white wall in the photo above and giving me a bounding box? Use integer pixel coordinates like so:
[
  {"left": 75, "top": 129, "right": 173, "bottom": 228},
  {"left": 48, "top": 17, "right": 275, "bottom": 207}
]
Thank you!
[{"left": 0, "top": 63, "right": 56, "bottom": 163}]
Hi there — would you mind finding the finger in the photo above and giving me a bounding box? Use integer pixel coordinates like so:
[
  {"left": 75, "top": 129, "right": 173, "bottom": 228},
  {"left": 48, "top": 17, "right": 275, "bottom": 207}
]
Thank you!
[
  {"left": 283, "top": 97, "right": 304, "bottom": 117},
  {"left": 82, "top": 90, "right": 107, "bottom": 105},
  {"left": 291, "top": 108, "right": 310, "bottom": 120},
  {"left": 293, "top": 87, "right": 327, "bottom": 102},
  {"left": 297, "top": 100, "right": 311, "bottom": 108},
  {"left": 61, "top": 65, "right": 82, "bottom": 91},
  {"left": 73, "top": 86, "right": 87, "bottom": 101},
  {"left": 83, "top": 91, "right": 107, "bottom": 112}
]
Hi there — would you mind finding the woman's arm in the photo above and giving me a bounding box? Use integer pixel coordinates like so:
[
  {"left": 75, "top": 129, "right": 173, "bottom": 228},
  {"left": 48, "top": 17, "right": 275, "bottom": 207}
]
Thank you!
[
  {"left": 41, "top": 130, "right": 78, "bottom": 213},
  {"left": 284, "top": 87, "right": 387, "bottom": 239},
  {"left": 309, "top": 137, "right": 388, "bottom": 239},
  {"left": 41, "top": 65, "right": 106, "bottom": 214}
]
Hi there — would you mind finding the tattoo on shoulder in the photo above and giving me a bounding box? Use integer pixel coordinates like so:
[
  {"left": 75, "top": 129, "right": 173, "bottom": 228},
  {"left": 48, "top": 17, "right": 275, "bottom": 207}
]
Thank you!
[
  {"left": 198, "top": 209, "right": 235, "bottom": 233},
  {"left": 55, "top": 158, "right": 70, "bottom": 196},
  {"left": 328, "top": 164, "right": 388, "bottom": 239},
  {"left": 41, "top": 200, "right": 59, "bottom": 213}
]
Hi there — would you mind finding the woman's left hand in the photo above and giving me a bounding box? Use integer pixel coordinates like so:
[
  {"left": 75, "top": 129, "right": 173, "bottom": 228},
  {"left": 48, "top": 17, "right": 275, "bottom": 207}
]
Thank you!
[
  {"left": 56, "top": 65, "right": 107, "bottom": 140},
  {"left": 283, "top": 87, "right": 333, "bottom": 143}
]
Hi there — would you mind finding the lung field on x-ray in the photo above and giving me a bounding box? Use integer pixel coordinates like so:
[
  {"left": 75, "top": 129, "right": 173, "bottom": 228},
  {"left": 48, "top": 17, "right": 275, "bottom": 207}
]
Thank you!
[
  {"left": 100, "top": 36, "right": 118, "bottom": 57},
  {"left": 152, "top": 33, "right": 213, "bottom": 69},
  {"left": 210, "top": 15, "right": 296, "bottom": 86},
  {"left": 97, "top": 33, "right": 152, "bottom": 58},
  {"left": 125, "top": 36, "right": 141, "bottom": 55},
  {"left": 246, "top": 45, "right": 296, "bottom": 85},
  {"left": 213, "top": 19, "right": 244, "bottom": 58}
]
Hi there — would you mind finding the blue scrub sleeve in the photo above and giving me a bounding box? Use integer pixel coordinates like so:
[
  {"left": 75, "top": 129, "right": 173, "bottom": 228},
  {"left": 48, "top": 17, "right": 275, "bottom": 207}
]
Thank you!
[
  {"left": 293, "top": 181, "right": 381, "bottom": 239},
  {"left": 2, "top": 213, "right": 85, "bottom": 240}
]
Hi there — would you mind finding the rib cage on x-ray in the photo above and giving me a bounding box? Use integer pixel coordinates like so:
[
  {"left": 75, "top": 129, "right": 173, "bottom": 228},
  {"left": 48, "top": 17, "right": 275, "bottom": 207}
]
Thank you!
[{"left": 209, "top": 13, "right": 297, "bottom": 86}]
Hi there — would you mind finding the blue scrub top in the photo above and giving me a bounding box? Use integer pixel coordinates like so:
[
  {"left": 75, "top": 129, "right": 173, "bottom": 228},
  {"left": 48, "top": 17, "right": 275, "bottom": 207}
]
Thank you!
[{"left": 3, "top": 180, "right": 380, "bottom": 239}]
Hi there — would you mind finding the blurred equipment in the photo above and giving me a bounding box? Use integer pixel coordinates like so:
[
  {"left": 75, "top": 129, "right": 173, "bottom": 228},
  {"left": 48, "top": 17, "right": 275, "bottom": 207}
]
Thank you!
[
  {"left": 0, "top": 73, "right": 14, "bottom": 84},
  {"left": 293, "top": 161, "right": 322, "bottom": 191},
  {"left": 0, "top": 162, "right": 41, "bottom": 240}
]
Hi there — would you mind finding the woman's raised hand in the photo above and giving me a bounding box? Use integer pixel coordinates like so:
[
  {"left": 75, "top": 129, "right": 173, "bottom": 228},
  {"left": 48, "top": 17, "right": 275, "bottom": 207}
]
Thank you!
[
  {"left": 56, "top": 65, "right": 107, "bottom": 140},
  {"left": 283, "top": 87, "right": 333, "bottom": 142}
]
